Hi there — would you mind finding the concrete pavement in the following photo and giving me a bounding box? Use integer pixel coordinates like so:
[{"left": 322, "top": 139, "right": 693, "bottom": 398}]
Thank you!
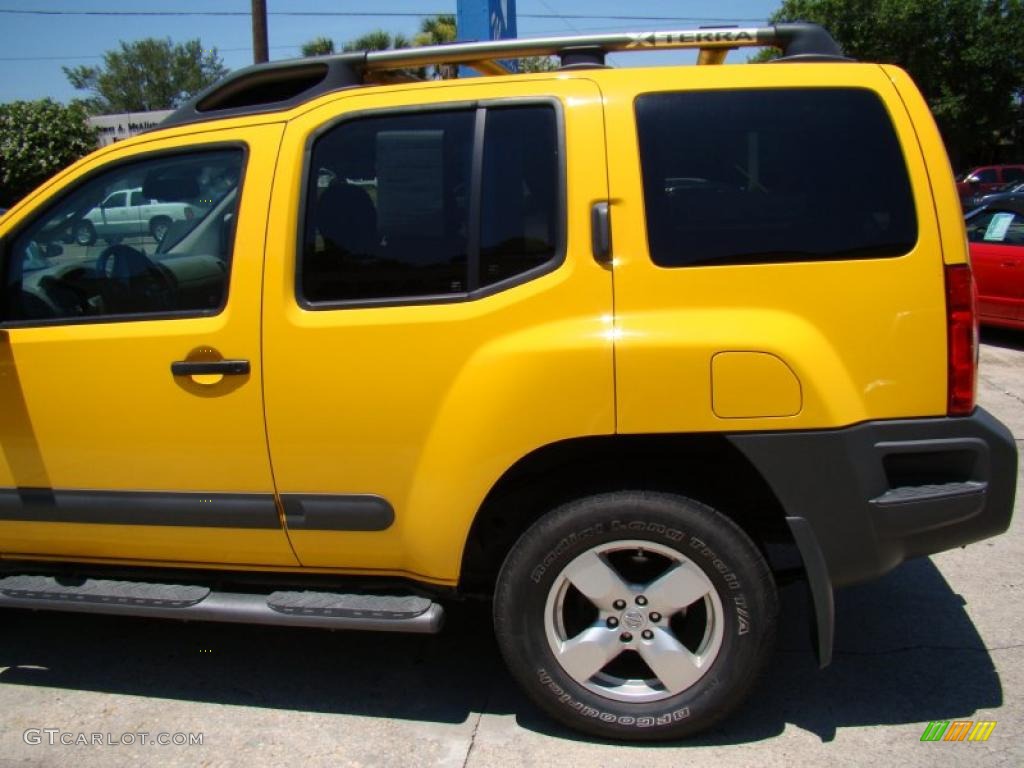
[{"left": 1, "top": 329, "right": 1022, "bottom": 768}]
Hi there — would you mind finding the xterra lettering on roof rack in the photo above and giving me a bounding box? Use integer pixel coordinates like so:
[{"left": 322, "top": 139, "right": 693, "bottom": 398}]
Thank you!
[
  {"left": 626, "top": 30, "right": 756, "bottom": 47},
  {"left": 158, "top": 22, "right": 847, "bottom": 130}
]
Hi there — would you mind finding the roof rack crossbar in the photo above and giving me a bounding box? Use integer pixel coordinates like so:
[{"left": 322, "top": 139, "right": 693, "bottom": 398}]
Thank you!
[
  {"left": 156, "top": 23, "right": 843, "bottom": 131},
  {"left": 360, "top": 23, "right": 842, "bottom": 71},
  {"left": 466, "top": 59, "right": 510, "bottom": 77}
]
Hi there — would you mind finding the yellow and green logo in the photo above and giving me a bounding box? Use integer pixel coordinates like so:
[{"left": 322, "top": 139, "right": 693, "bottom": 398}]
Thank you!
[{"left": 920, "top": 720, "right": 996, "bottom": 742}]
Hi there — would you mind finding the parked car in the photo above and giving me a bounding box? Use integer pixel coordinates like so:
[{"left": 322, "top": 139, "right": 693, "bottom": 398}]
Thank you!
[
  {"left": 73, "top": 186, "right": 198, "bottom": 246},
  {"left": 956, "top": 164, "right": 1024, "bottom": 199},
  {"left": 0, "top": 23, "right": 1016, "bottom": 742},
  {"left": 966, "top": 199, "right": 1024, "bottom": 330},
  {"left": 962, "top": 180, "right": 1024, "bottom": 211}
]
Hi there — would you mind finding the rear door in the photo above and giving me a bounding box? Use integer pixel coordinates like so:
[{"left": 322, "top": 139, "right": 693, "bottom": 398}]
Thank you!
[{"left": 262, "top": 78, "right": 612, "bottom": 582}]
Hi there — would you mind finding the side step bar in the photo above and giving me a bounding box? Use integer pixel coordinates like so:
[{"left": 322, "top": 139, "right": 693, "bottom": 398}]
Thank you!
[{"left": 0, "top": 575, "right": 444, "bottom": 633}]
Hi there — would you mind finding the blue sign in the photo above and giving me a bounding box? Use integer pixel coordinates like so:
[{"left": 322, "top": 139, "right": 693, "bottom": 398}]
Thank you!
[{"left": 457, "top": 0, "right": 518, "bottom": 76}]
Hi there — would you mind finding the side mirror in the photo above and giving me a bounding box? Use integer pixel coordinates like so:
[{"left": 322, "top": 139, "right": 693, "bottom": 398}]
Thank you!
[{"left": 44, "top": 243, "right": 63, "bottom": 258}]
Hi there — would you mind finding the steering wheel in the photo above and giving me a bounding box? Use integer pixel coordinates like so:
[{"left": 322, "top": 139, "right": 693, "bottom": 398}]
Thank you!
[
  {"left": 36, "top": 276, "right": 92, "bottom": 317},
  {"left": 95, "top": 243, "right": 176, "bottom": 313}
]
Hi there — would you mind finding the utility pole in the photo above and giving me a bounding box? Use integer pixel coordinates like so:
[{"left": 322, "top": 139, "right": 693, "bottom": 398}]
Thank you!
[{"left": 252, "top": 0, "right": 268, "bottom": 64}]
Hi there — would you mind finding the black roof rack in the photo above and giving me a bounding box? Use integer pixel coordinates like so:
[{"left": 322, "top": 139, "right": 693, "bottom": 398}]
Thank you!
[{"left": 159, "top": 22, "right": 846, "bottom": 131}]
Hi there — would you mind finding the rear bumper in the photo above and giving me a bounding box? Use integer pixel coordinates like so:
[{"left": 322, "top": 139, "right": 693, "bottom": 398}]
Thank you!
[{"left": 729, "top": 407, "right": 1017, "bottom": 589}]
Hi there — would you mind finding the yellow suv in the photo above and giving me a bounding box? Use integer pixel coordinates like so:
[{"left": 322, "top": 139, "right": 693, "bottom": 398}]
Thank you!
[{"left": 0, "top": 23, "right": 1016, "bottom": 740}]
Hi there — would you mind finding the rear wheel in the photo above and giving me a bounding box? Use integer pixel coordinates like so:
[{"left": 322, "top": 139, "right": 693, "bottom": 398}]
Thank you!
[{"left": 493, "top": 491, "right": 778, "bottom": 740}]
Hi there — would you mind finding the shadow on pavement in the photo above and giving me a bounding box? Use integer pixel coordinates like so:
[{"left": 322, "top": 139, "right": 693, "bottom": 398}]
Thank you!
[
  {"left": 0, "top": 555, "right": 1002, "bottom": 745},
  {"left": 981, "top": 326, "right": 1024, "bottom": 351}
]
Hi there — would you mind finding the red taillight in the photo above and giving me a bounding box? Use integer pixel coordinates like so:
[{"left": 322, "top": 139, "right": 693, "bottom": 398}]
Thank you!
[
  {"left": 945, "top": 263, "right": 977, "bottom": 415},
  {"left": 184, "top": 206, "right": 194, "bottom": 221}
]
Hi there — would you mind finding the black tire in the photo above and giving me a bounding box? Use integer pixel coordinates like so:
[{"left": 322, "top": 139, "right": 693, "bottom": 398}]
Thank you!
[
  {"left": 73, "top": 219, "right": 96, "bottom": 246},
  {"left": 494, "top": 491, "right": 778, "bottom": 741},
  {"left": 149, "top": 216, "right": 171, "bottom": 243}
]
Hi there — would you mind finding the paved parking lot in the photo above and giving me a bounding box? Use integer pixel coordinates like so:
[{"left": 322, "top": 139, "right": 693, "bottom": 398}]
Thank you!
[{"left": 1, "top": 329, "right": 1022, "bottom": 768}]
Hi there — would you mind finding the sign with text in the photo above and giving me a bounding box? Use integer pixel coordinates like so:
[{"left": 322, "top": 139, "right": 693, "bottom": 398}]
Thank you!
[{"left": 87, "top": 111, "right": 173, "bottom": 147}]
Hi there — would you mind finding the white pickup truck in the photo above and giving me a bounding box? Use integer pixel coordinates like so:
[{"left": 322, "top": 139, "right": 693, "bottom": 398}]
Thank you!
[{"left": 73, "top": 187, "right": 196, "bottom": 245}]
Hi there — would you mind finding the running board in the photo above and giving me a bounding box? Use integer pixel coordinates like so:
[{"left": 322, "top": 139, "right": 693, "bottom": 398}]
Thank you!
[{"left": 0, "top": 575, "right": 444, "bottom": 633}]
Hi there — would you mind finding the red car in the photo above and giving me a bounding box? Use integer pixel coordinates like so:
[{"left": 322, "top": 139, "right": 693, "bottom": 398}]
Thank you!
[
  {"left": 966, "top": 199, "right": 1024, "bottom": 330},
  {"left": 957, "top": 164, "right": 1024, "bottom": 197}
]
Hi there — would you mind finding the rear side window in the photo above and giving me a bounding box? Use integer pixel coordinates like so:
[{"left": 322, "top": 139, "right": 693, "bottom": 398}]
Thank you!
[
  {"left": 636, "top": 88, "right": 917, "bottom": 268},
  {"left": 479, "top": 107, "right": 559, "bottom": 287},
  {"left": 301, "top": 103, "right": 561, "bottom": 305}
]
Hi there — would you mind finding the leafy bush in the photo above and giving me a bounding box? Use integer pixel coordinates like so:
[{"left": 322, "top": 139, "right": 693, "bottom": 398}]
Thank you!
[{"left": 0, "top": 99, "right": 98, "bottom": 208}]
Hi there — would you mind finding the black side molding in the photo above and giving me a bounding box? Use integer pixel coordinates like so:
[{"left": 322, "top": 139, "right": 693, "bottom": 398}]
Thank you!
[
  {"left": 282, "top": 494, "right": 395, "bottom": 531},
  {"left": 0, "top": 489, "right": 281, "bottom": 529}
]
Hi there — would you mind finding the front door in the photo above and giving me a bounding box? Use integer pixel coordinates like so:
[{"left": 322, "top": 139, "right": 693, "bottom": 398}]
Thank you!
[{"left": 0, "top": 125, "right": 297, "bottom": 566}]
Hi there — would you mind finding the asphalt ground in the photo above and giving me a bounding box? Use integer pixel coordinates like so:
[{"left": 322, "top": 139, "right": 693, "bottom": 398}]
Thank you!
[{"left": 1, "top": 328, "right": 1022, "bottom": 768}]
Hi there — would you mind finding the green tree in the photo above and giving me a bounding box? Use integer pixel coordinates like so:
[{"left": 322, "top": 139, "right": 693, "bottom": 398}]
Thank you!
[
  {"left": 301, "top": 37, "right": 336, "bottom": 57},
  {"left": 520, "top": 56, "right": 559, "bottom": 73},
  {"left": 342, "top": 29, "right": 423, "bottom": 79},
  {"left": 414, "top": 14, "right": 458, "bottom": 79},
  {"left": 342, "top": 30, "right": 411, "bottom": 53},
  {"left": 753, "top": 0, "right": 1024, "bottom": 167},
  {"left": 0, "top": 99, "right": 97, "bottom": 207},
  {"left": 63, "top": 38, "right": 228, "bottom": 113}
]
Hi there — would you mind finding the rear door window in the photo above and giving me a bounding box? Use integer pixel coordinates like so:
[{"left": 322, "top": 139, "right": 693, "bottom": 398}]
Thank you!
[{"left": 300, "top": 103, "right": 562, "bottom": 306}]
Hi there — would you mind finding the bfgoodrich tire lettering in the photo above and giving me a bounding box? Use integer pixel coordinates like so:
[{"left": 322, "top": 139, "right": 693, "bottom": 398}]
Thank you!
[{"left": 493, "top": 491, "right": 778, "bottom": 740}]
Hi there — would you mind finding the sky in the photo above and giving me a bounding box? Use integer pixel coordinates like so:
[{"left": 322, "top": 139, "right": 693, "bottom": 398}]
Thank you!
[{"left": 0, "top": 1, "right": 780, "bottom": 105}]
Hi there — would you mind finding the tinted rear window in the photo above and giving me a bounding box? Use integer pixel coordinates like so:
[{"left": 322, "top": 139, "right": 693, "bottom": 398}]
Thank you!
[{"left": 636, "top": 88, "right": 917, "bottom": 267}]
